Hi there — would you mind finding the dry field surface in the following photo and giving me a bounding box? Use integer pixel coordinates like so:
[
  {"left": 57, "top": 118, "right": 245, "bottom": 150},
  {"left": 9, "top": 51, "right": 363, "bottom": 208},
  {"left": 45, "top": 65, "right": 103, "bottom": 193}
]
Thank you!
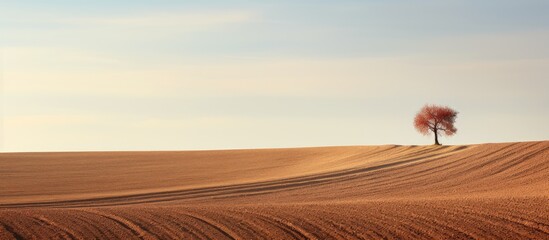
[{"left": 0, "top": 141, "right": 548, "bottom": 239}]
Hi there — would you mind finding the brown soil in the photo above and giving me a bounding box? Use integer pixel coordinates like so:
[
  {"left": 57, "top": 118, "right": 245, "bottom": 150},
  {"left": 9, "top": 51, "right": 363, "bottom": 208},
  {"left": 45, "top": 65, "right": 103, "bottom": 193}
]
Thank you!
[{"left": 1, "top": 141, "right": 548, "bottom": 239}]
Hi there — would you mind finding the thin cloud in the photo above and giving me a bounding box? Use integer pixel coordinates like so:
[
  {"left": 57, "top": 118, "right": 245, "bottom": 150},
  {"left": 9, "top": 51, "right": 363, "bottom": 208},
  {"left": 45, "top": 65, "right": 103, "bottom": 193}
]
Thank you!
[
  {"left": 48, "top": 10, "right": 259, "bottom": 29},
  {"left": 88, "top": 11, "right": 256, "bottom": 27}
]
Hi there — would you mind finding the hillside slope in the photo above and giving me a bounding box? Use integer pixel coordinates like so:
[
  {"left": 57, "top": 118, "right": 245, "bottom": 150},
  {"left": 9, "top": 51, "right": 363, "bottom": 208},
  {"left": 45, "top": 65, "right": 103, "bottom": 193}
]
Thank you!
[{"left": 0, "top": 141, "right": 548, "bottom": 239}]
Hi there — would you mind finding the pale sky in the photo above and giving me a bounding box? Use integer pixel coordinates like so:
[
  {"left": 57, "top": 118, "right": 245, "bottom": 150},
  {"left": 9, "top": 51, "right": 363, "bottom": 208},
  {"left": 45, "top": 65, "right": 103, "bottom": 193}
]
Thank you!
[{"left": 1, "top": 0, "right": 548, "bottom": 152}]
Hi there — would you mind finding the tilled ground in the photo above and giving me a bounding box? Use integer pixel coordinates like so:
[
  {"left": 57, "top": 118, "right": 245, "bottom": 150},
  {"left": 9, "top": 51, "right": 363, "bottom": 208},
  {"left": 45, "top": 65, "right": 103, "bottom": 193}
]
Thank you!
[
  {"left": 1, "top": 141, "right": 548, "bottom": 239},
  {"left": 1, "top": 197, "right": 548, "bottom": 239}
]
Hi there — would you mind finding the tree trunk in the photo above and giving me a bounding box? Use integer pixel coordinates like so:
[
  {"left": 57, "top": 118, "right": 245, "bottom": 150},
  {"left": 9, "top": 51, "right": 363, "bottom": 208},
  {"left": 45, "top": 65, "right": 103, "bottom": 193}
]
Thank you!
[{"left": 434, "top": 129, "right": 441, "bottom": 145}]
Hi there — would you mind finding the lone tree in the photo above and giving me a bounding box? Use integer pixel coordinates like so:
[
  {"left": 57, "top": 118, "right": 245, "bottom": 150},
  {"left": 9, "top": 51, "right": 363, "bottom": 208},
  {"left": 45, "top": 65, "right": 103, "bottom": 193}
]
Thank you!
[{"left": 414, "top": 104, "right": 458, "bottom": 145}]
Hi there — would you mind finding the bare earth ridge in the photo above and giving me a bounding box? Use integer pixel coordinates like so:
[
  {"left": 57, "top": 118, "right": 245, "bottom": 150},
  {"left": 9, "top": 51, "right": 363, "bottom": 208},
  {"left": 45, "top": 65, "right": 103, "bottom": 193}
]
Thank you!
[{"left": 0, "top": 141, "right": 548, "bottom": 239}]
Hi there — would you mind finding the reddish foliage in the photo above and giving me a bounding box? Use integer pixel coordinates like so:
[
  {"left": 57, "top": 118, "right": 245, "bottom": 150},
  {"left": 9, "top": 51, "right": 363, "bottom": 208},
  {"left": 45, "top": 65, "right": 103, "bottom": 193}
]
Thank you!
[{"left": 414, "top": 104, "right": 458, "bottom": 145}]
